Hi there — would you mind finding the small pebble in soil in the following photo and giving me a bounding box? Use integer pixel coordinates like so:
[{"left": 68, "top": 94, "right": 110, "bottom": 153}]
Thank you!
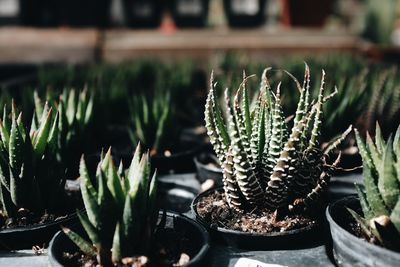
[
  {"left": 122, "top": 256, "right": 149, "bottom": 266},
  {"left": 173, "top": 253, "right": 190, "bottom": 267}
]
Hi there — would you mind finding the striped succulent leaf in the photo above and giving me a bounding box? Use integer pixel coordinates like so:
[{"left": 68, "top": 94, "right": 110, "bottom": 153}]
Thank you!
[{"left": 205, "top": 67, "right": 350, "bottom": 212}]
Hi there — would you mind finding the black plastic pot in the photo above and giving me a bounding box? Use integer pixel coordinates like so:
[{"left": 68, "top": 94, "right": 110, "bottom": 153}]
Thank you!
[
  {"left": 223, "top": 0, "right": 267, "bottom": 28},
  {"left": 194, "top": 153, "right": 223, "bottom": 185},
  {"left": 326, "top": 196, "right": 400, "bottom": 267},
  {"left": 123, "top": 0, "right": 163, "bottom": 28},
  {"left": 151, "top": 141, "right": 203, "bottom": 174},
  {"left": 0, "top": 0, "right": 20, "bottom": 25},
  {"left": 286, "top": 0, "right": 332, "bottom": 27},
  {"left": 102, "top": 126, "right": 203, "bottom": 174},
  {"left": 48, "top": 211, "right": 210, "bottom": 267},
  {"left": 192, "top": 187, "right": 321, "bottom": 250},
  {"left": 170, "top": 0, "right": 209, "bottom": 28},
  {"left": 0, "top": 211, "right": 79, "bottom": 250},
  {"left": 19, "top": 0, "right": 58, "bottom": 26},
  {"left": 58, "top": 0, "right": 111, "bottom": 27},
  {"left": 158, "top": 174, "right": 200, "bottom": 213}
]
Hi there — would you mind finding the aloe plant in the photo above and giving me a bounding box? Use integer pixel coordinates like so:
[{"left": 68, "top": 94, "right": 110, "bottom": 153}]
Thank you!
[
  {"left": 0, "top": 101, "right": 65, "bottom": 218},
  {"left": 63, "top": 145, "right": 158, "bottom": 266},
  {"left": 33, "top": 88, "right": 94, "bottom": 177},
  {"left": 205, "top": 66, "right": 352, "bottom": 212},
  {"left": 128, "top": 91, "right": 178, "bottom": 155},
  {"left": 349, "top": 124, "right": 400, "bottom": 251}
]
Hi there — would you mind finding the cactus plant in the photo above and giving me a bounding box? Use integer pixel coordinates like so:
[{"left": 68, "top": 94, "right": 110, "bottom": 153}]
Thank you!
[
  {"left": 205, "top": 66, "right": 352, "bottom": 212},
  {"left": 128, "top": 91, "right": 178, "bottom": 155},
  {"left": 0, "top": 101, "right": 65, "bottom": 219},
  {"left": 349, "top": 124, "right": 400, "bottom": 251},
  {"left": 63, "top": 144, "right": 158, "bottom": 266}
]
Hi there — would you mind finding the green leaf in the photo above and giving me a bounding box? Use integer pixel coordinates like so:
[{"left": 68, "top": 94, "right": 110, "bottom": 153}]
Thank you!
[
  {"left": 375, "top": 122, "right": 385, "bottom": 155},
  {"left": 33, "top": 91, "right": 43, "bottom": 119},
  {"left": 0, "top": 184, "right": 15, "bottom": 217},
  {"left": 377, "top": 138, "right": 399, "bottom": 210},
  {"left": 257, "top": 103, "right": 266, "bottom": 160},
  {"left": 62, "top": 227, "right": 96, "bottom": 256},
  {"left": 347, "top": 208, "right": 373, "bottom": 238},
  {"left": 16, "top": 113, "right": 26, "bottom": 141},
  {"left": 148, "top": 170, "right": 157, "bottom": 204},
  {"left": 366, "top": 132, "right": 381, "bottom": 167},
  {"left": 47, "top": 111, "right": 59, "bottom": 153},
  {"left": 242, "top": 86, "right": 252, "bottom": 141},
  {"left": 33, "top": 108, "right": 53, "bottom": 158},
  {"left": 390, "top": 196, "right": 400, "bottom": 234},
  {"left": 211, "top": 85, "right": 230, "bottom": 148},
  {"left": 84, "top": 95, "right": 94, "bottom": 125},
  {"left": 355, "top": 184, "right": 372, "bottom": 220},
  {"left": 105, "top": 154, "right": 125, "bottom": 211},
  {"left": 393, "top": 124, "right": 400, "bottom": 156},
  {"left": 9, "top": 114, "right": 23, "bottom": 171},
  {"left": 77, "top": 209, "right": 100, "bottom": 245},
  {"left": 355, "top": 129, "right": 373, "bottom": 169},
  {"left": 127, "top": 143, "right": 141, "bottom": 190},
  {"left": 66, "top": 89, "right": 76, "bottom": 125},
  {"left": 122, "top": 192, "right": 141, "bottom": 247},
  {"left": 0, "top": 120, "right": 10, "bottom": 151},
  {"left": 153, "top": 100, "right": 169, "bottom": 151},
  {"left": 363, "top": 160, "right": 389, "bottom": 216},
  {"left": 79, "top": 157, "right": 100, "bottom": 228},
  {"left": 111, "top": 222, "right": 122, "bottom": 264},
  {"left": 2, "top": 104, "right": 10, "bottom": 135}
]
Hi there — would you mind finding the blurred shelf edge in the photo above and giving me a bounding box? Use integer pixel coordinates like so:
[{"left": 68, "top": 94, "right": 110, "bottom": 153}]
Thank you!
[
  {"left": 103, "top": 27, "right": 362, "bottom": 62},
  {"left": 0, "top": 27, "right": 100, "bottom": 64},
  {"left": 0, "top": 26, "right": 374, "bottom": 64}
]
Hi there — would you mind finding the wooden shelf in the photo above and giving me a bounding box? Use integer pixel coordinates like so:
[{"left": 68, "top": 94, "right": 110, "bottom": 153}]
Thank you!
[
  {"left": 0, "top": 27, "right": 99, "bottom": 64},
  {"left": 103, "top": 28, "right": 361, "bottom": 62},
  {"left": 0, "top": 27, "right": 363, "bottom": 64}
]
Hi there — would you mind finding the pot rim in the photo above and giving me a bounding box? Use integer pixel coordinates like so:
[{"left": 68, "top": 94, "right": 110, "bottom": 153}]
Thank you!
[
  {"left": 193, "top": 154, "right": 223, "bottom": 174},
  {"left": 0, "top": 209, "right": 81, "bottom": 234},
  {"left": 48, "top": 211, "right": 209, "bottom": 267},
  {"left": 191, "top": 186, "right": 318, "bottom": 237},
  {"left": 326, "top": 195, "right": 400, "bottom": 257}
]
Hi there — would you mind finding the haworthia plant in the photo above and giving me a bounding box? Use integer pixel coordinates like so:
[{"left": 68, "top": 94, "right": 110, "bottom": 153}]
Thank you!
[
  {"left": 128, "top": 91, "right": 178, "bottom": 154},
  {"left": 349, "top": 124, "right": 400, "bottom": 251},
  {"left": 33, "top": 88, "right": 94, "bottom": 177},
  {"left": 63, "top": 144, "right": 158, "bottom": 266},
  {"left": 205, "top": 66, "right": 352, "bottom": 212},
  {"left": 0, "top": 101, "right": 65, "bottom": 218}
]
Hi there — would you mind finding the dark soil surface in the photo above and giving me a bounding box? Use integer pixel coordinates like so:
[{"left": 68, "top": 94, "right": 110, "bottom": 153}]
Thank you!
[
  {"left": 345, "top": 210, "right": 381, "bottom": 246},
  {"left": 196, "top": 190, "right": 317, "bottom": 234},
  {"left": 0, "top": 187, "right": 82, "bottom": 230},
  {"left": 61, "top": 227, "right": 195, "bottom": 267},
  {"left": 0, "top": 210, "right": 70, "bottom": 230}
]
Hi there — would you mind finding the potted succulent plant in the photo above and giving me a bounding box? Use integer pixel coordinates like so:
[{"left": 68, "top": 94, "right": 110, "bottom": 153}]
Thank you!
[
  {"left": 0, "top": 102, "right": 79, "bottom": 250},
  {"left": 48, "top": 144, "right": 209, "bottom": 267},
  {"left": 327, "top": 124, "right": 400, "bottom": 266},
  {"left": 127, "top": 90, "right": 202, "bottom": 174},
  {"left": 192, "top": 67, "right": 351, "bottom": 249},
  {"left": 33, "top": 88, "right": 94, "bottom": 179}
]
